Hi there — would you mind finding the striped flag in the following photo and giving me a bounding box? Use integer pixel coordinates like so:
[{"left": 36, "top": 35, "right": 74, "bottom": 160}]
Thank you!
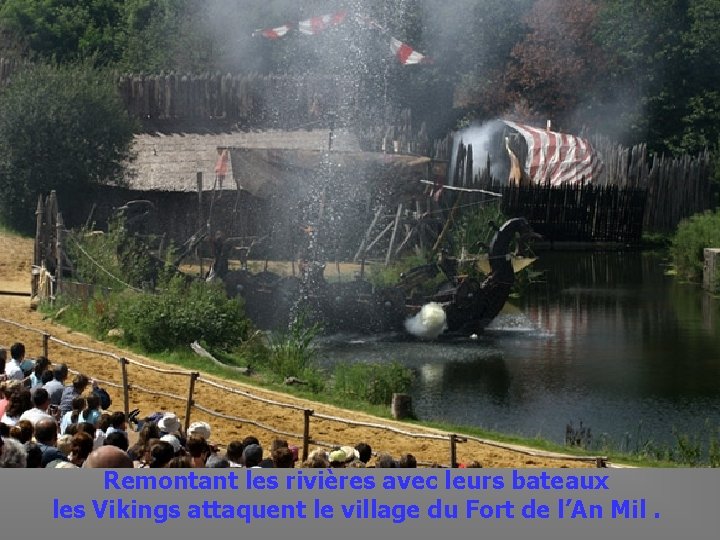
[
  {"left": 298, "top": 11, "right": 347, "bottom": 35},
  {"left": 255, "top": 24, "right": 292, "bottom": 39},
  {"left": 390, "top": 37, "right": 430, "bottom": 65},
  {"left": 503, "top": 121, "right": 603, "bottom": 185}
]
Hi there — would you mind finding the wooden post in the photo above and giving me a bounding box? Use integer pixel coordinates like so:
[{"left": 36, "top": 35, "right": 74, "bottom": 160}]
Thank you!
[
  {"left": 55, "top": 212, "right": 64, "bottom": 298},
  {"left": 391, "top": 393, "right": 413, "bottom": 420},
  {"left": 120, "top": 358, "right": 130, "bottom": 419},
  {"left": 42, "top": 334, "right": 49, "bottom": 358},
  {"left": 448, "top": 434, "right": 467, "bottom": 468},
  {"left": 197, "top": 172, "right": 204, "bottom": 278},
  {"left": 302, "top": 409, "right": 313, "bottom": 462},
  {"left": 33, "top": 195, "right": 44, "bottom": 299},
  {"left": 385, "top": 203, "right": 403, "bottom": 267},
  {"left": 449, "top": 434, "right": 458, "bottom": 468},
  {"left": 184, "top": 372, "right": 199, "bottom": 432}
]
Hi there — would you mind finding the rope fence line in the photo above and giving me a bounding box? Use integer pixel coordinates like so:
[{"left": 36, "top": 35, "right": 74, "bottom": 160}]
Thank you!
[
  {"left": 192, "top": 404, "right": 303, "bottom": 441},
  {"left": 313, "top": 411, "right": 448, "bottom": 441},
  {"left": 197, "top": 377, "right": 307, "bottom": 412},
  {"left": 130, "top": 385, "right": 187, "bottom": 404},
  {"left": 0, "top": 316, "right": 608, "bottom": 467}
]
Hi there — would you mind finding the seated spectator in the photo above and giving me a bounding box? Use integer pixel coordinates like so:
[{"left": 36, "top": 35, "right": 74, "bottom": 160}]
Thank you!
[
  {"left": 56, "top": 434, "right": 73, "bottom": 457},
  {"left": 43, "top": 364, "right": 68, "bottom": 406},
  {"left": 80, "top": 395, "right": 102, "bottom": 427},
  {"left": 105, "top": 411, "right": 127, "bottom": 436},
  {"left": 60, "top": 397, "right": 86, "bottom": 435},
  {"left": 30, "top": 356, "right": 50, "bottom": 390},
  {"left": 160, "top": 434, "right": 183, "bottom": 456},
  {"left": 0, "top": 436, "right": 27, "bottom": 468},
  {"left": 40, "top": 370, "right": 54, "bottom": 387},
  {"left": 225, "top": 440, "right": 244, "bottom": 467},
  {"left": 104, "top": 431, "right": 129, "bottom": 452},
  {"left": 59, "top": 374, "right": 90, "bottom": 416},
  {"left": 329, "top": 449, "right": 347, "bottom": 468},
  {"left": 75, "top": 420, "right": 104, "bottom": 449},
  {"left": 69, "top": 432, "right": 94, "bottom": 467},
  {"left": 35, "top": 417, "right": 67, "bottom": 467},
  {"left": 303, "top": 455, "right": 330, "bottom": 468},
  {"left": 242, "top": 443, "right": 263, "bottom": 468},
  {"left": 340, "top": 445, "right": 360, "bottom": 465},
  {"left": 187, "top": 421, "right": 211, "bottom": 441},
  {"left": 355, "top": 442, "right": 372, "bottom": 464},
  {"left": 0, "top": 347, "right": 6, "bottom": 381},
  {"left": 206, "top": 455, "right": 230, "bottom": 468},
  {"left": 0, "top": 380, "right": 16, "bottom": 418},
  {"left": 187, "top": 436, "right": 210, "bottom": 468},
  {"left": 272, "top": 446, "right": 295, "bottom": 468},
  {"left": 375, "top": 454, "right": 397, "bottom": 468},
  {"left": 25, "top": 442, "right": 43, "bottom": 468},
  {"left": 148, "top": 441, "right": 175, "bottom": 468},
  {"left": 242, "top": 436, "right": 260, "bottom": 448},
  {"left": 398, "top": 453, "right": 417, "bottom": 468},
  {"left": 4, "top": 343, "right": 26, "bottom": 382},
  {"left": 166, "top": 456, "right": 192, "bottom": 468},
  {"left": 9, "top": 420, "right": 33, "bottom": 444},
  {"left": 128, "top": 423, "right": 160, "bottom": 463},
  {"left": 84, "top": 445, "right": 134, "bottom": 468},
  {"left": 158, "top": 413, "right": 181, "bottom": 437},
  {"left": 18, "top": 387, "right": 54, "bottom": 426},
  {"left": 1, "top": 388, "right": 32, "bottom": 426}
]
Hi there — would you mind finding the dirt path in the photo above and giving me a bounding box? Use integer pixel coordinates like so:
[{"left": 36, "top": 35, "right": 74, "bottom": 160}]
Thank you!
[{"left": 0, "top": 231, "right": 595, "bottom": 468}]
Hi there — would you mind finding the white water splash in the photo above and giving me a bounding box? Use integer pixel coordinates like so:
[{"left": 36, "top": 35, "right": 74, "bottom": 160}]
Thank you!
[{"left": 404, "top": 303, "right": 447, "bottom": 340}]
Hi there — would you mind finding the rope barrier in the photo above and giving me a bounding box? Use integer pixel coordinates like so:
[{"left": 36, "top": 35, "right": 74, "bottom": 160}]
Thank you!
[
  {"left": 192, "top": 403, "right": 303, "bottom": 440},
  {"left": 129, "top": 384, "right": 187, "bottom": 403},
  {"left": 313, "top": 411, "right": 447, "bottom": 441},
  {"left": 197, "top": 377, "right": 307, "bottom": 412}
]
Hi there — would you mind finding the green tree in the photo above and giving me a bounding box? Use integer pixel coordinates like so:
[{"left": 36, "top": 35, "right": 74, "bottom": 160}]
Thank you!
[
  {"left": 596, "top": 0, "right": 720, "bottom": 153},
  {"left": 0, "top": 0, "right": 124, "bottom": 65},
  {"left": 0, "top": 63, "right": 136, "bottom": 232}
]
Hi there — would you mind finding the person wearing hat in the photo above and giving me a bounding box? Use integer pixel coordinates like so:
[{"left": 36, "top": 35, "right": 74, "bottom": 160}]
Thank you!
[
  {"left": 187, "top": 421, "right": 211, "bottom": 441},
  {"left": 328, "top": 449, "right": 347, "bottom": 468},
  {"left": 340, "top": 445, "right": 360, "bottom": 464},
  {"left": 160, "top": 434, "right": 183, "bottom": 456},
  {"left": 158, "top": 413, "right": 181, "bottom": 436}
]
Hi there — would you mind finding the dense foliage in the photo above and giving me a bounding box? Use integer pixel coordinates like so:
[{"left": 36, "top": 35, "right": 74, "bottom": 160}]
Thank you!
[
  {"left": 58, "top": 275, "right": 252, "bottom": 352},
  {"left": 0, "top": 62, "right": 135, "bottom": 231},
  {"left": 671, "top": 209, "right": 720, "bottom": 282}
]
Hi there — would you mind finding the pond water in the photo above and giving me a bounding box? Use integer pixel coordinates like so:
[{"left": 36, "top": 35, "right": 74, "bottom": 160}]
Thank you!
[{"left": 316, "top": 251, "right": 720, "bottom": 446}]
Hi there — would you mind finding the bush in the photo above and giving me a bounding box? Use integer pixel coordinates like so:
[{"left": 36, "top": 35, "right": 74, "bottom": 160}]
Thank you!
[
  {"left": 115, "top": 276, "right": 251, "bottom": 352},
  {"left": 333, "top": 362, "right": 414, "bottom": 405},
  {"left": 671, "top": 209, "right": 720, "bottom": 281}
]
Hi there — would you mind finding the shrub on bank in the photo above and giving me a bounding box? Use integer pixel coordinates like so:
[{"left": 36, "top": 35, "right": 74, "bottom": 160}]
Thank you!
[
  {"left": 55, "top": 276, "right": 251, "bottom": 352},
  {"left": 671, "top": 209, "right": 720, "bottom": 281}
]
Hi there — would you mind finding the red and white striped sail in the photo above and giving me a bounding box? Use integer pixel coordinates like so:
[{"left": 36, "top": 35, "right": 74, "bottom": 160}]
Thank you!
[
  {"left": 503, "top": 121, "right": 603, "bottom": 185},
  {"left": 257, "top": 24, "right": 292, "bottom": 39},
  {"left": 298, "top": 11, "right": 347, "bottom": 35},
  {"left": 390, "top": 37, "right": 429, "bottom": 65}
]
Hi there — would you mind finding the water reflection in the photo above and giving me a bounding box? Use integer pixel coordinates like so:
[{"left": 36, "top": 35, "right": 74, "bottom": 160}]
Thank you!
[{"left": 317, "top": 252, "right": 720, "bottom": 444}]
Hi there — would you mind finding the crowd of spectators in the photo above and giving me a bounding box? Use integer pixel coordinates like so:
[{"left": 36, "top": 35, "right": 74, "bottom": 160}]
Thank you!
[{"left": 1, "top": 342, "right": 482, "bottom": 469}]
